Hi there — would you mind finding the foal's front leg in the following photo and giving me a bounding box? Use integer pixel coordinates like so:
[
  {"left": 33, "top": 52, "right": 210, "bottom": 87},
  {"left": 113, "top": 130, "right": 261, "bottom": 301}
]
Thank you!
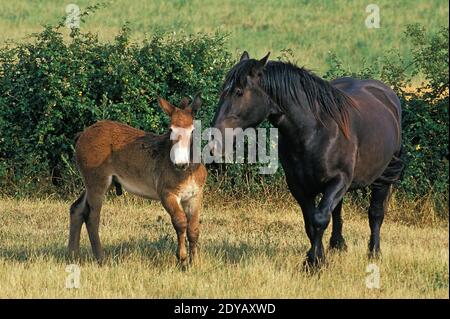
[
  {"left": 161, "top": 193, "right": 188, "bottom": 267},
  {"left": 182, "top": 194, "right": 202, "bottom": 265},
  {"left": 309, "top": 175, "right": 349, "bottom": 268}
]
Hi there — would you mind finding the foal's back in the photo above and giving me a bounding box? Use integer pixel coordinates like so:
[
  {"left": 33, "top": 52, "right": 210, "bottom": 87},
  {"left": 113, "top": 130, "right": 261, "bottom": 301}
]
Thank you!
[
  {"left": 75, "top": 120, "right": 146, "bottom": 169},
  {"left": 75, "top": 120, "right": 171, "bottom": 200}
]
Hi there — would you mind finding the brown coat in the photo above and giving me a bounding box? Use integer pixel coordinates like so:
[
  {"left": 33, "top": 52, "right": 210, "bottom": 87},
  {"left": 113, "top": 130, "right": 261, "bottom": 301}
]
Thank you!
[{"left": 68, "top": 95, "right": 206, "bottom": 267}]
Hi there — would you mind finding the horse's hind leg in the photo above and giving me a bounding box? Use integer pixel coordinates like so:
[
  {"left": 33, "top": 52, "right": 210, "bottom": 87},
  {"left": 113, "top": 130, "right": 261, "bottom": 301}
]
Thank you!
[
  {"left": 329, "top": 199, "right": 347, "bottom": 251},
  {"left": 368, "top": 184, "right": 392, "bottom": 258},
  {"left": 68, "top": 190, "right": 88, "bottom": 259}
]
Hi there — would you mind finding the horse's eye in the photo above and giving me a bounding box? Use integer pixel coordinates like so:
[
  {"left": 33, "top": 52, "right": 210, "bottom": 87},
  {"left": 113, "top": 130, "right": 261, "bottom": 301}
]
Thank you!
[{"left": 235, "top": 88, "right": 243, "bottom": 97}]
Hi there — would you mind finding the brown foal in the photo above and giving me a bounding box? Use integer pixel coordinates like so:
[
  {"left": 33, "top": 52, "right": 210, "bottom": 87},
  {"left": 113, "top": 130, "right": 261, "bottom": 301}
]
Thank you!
[{"left": 68, "top": 94, "right": 207, "bottom": 267}]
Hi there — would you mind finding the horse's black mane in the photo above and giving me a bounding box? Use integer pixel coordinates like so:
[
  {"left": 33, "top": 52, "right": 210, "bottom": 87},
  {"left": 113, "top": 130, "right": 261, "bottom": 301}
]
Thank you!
[{"left": 223, "top": 60, "right": 356, "bottom": 137}]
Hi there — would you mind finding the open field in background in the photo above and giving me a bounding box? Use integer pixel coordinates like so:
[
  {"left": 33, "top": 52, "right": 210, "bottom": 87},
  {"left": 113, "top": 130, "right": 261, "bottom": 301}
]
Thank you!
[
  {"left": 0, "top": 195, "right": 447, "bottom": 298},
  {"left": 0, "top": 0, "right": 448, "bottom": 74}
]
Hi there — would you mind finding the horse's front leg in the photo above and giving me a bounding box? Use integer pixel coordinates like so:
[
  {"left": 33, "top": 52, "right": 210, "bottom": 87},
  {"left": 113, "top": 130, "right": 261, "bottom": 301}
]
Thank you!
[
  {"left": 161, "top": 193, "right": 188, "bottom": 268},
  {"left": 308, "top": 175, "right": 349, "bottom": 268}
]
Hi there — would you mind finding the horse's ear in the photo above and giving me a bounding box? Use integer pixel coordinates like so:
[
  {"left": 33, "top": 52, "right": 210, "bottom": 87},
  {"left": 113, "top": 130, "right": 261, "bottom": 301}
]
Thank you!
[
  {"left": 179, "top": 97, "right": 190, "bottom": 109},
  {"left": 259, "top": 52, "right": 270, "bottom": 66},
  {"left": 157, "top": 97, "right": 175, "bottom": 116},
  {"left": 190, "top": 92, "right": 202, "bottom": 114},
  {"left": 240, "top": 51, "right": 250, "bottom": 61}
]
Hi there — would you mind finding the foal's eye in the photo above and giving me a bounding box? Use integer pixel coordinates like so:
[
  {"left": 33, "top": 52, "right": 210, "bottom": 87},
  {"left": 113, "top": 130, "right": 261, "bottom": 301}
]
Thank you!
[{"left": 235, "top": 88, "right": 243, "bottom": 97}]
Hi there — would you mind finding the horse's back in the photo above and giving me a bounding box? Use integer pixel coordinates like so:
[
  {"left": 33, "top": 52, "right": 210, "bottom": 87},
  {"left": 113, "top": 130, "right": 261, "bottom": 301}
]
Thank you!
[
  {"left": 332, "top": 77, "right": 401, "bottom": 121},
  {"left": 332, "top": 77, "right": 401, "bottom": 140}
]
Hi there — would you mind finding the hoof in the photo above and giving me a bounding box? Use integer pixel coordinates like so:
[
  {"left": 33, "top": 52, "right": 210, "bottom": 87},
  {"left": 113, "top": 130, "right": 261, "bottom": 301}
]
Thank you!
[
  {"left": 302, "top": 250, "right": 325, "bottom": 273},
  {"left": 178, "top": 258, "right": 189, "bottom": 271},
  {"left": 189, "top": 255, "right": 199, "bottom": 267},
  {"left": 95, "top": 256, "right": 105, "bottom": 266},
  {"left": 368, "top": 241, "right": 382, "bottom": 260},
  {"left": 329, "top": 237, "right": 347, "bottom": 251},
  {"left": 67, "top": 250, "right": 80, "bottom": 263},
  {"left": 368, "top": 249, "right": 382, "bottom": 260}
]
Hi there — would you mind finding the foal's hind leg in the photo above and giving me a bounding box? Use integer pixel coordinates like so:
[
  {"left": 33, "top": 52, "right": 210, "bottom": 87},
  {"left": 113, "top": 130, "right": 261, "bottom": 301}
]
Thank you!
[
  {"left": 368, "top": 184, "right": 392, "bottom": 258},
  {"left": 329, "top": 199, "right": 347, "bottom": 251},
  {"left": 68, "top": 191, "right": 88, "bottom": 259},
  {"left": 84, "top": 175, "right": 111, "bottom": 264}
]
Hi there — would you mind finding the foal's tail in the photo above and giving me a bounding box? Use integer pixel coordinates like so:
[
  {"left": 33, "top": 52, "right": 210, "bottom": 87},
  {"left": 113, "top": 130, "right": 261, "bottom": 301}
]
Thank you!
[
  {"left": 373, "top": 146, "right": 405, "bottom": 187},
  {"left": 112, "top": 176, "right": 123, "bottom": 196}
]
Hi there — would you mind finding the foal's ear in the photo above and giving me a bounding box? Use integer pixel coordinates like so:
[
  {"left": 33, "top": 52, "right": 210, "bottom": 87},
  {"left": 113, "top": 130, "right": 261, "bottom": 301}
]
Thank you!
[
  {"left": 240, "top": 51, "right": 250, "bottom": 61},
  {"left": 157, "top": 97, "right": 175, "bottom": 116},
  {"left": 190, "top": 92, "right": 202, "bottom": 114},
  {"left": 179, "top": 97, "right": 190, "bottom": 109},
  {"left": 259, "top": 52, "right": 270, "bottom": 66}
]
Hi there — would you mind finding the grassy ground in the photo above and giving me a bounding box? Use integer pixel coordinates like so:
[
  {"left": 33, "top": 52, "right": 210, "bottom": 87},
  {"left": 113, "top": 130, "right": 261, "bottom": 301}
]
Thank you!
[
  {"left": 0, "top": 0, "right": 448, "bottom": 74},
  {"left": 0, "top": 194, "right": 447, "bottom": 298}
]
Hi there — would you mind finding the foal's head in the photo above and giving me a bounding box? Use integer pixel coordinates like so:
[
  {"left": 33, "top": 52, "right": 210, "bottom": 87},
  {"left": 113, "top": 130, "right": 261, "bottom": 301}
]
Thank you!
[{"left": 157, "top": 94, "right": 202, "bottom": 170}]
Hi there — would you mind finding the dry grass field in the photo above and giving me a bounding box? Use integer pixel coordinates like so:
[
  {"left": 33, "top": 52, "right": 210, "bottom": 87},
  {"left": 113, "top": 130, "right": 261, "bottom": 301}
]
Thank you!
[{"left": 0, "top": 193, "right": 447, "bottom": 298}]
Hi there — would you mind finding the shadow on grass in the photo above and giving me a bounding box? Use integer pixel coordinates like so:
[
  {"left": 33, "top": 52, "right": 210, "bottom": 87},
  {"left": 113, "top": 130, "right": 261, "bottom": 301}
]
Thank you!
[
  {"left": 0, "top": 235, "right": 177, "bottom": 266},
  {"left": 0, "top": 235, "right": 308, "bottom": 267},
  {"left": 202, "top": 240, "right": 307, "bottom": 265}
]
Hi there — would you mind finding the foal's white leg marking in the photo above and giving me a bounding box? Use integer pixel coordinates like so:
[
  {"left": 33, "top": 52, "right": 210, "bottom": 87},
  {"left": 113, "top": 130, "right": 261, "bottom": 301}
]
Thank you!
[{"left": 170, "top": 125, "right": 194, "bottom": 165}]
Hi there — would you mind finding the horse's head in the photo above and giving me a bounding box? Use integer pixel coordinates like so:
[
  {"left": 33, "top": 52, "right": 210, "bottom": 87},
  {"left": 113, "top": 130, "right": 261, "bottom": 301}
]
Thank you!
[
  {"left": 211, "top": 51, "right": 280, "bottom": 154},
  {"left": 158, "top": 94, "right": 202, "bottom": 170}
]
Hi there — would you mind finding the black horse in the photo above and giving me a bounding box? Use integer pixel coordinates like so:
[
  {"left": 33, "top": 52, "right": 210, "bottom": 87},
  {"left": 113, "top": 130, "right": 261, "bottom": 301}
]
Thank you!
[{"left": 212, "top": 51, "right": 404, "bottom": 268}]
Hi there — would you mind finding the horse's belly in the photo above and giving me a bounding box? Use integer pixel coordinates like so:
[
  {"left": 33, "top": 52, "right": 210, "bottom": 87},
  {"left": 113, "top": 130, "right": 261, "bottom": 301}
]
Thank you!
[{"left": 352, "top": 142, "right": 396, "bottom": 186}]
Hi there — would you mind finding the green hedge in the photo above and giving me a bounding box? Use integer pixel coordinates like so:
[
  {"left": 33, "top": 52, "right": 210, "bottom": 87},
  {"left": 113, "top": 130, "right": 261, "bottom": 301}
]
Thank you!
[
  {"left": 0, "top": 23, "right": 231, "bottom": 194},
  {"left": 0, "top": 16, "right": 448, "bottom": 203}
]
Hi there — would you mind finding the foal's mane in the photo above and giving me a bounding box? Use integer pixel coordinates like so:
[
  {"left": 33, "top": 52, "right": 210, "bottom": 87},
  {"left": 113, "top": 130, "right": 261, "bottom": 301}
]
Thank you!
[
  {"left": 223, "top": 60, "right": 356, "bottom": 138},
  {"left": 139, "top": 132, "right": 171, "bottom": 156}
]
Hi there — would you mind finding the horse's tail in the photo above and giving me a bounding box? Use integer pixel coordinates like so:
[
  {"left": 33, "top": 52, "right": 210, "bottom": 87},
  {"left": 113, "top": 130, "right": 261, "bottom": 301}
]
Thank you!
[{"left": 373, "top": 145, "right": 405, "bottom": 187}]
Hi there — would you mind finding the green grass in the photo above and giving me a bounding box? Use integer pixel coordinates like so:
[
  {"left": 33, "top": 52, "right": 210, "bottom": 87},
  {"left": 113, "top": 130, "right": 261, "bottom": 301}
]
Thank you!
[
  {"left": 0, "top": 0, "right": 448, "bottom": 74},
  {"left": 0, "top": 195, "right": 447, "bottom": 298}
]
